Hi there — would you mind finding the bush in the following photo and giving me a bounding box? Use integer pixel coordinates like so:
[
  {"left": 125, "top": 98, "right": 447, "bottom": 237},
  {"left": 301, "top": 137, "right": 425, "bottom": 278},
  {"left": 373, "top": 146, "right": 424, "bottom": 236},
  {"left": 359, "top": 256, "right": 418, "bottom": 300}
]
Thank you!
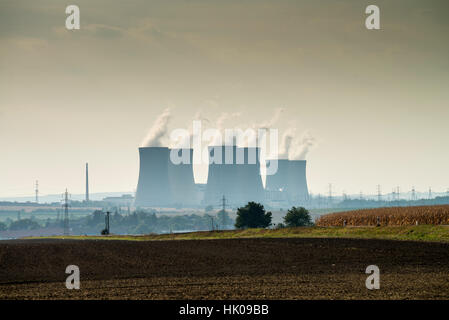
[
  {"left": 235, "top": 202, "right": 272, "bottom": 229},
  {"left": 283, "top": 207, "right": 313, "bottom": 227}
]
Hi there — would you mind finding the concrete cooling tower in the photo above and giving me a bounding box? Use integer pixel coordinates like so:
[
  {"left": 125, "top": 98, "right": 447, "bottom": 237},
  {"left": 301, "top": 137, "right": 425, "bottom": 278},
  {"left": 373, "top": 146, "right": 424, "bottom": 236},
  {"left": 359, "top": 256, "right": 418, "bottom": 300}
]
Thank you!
[
  {"left": 204, "top": 146, "right": 264, "bottom": 206},
  {"left": 265, "top": 159, "right": 290, "bottom": 192},
  {"left": 265, "top": 159, "right": 309, "bottom": 205},
  {"left": 168, "top": 148, "right": 199, "bottom": 207},
  {"left": 287, "top": 160, "right": 309, "bottom": 203},
  {"left": 135, "top": 147, "right": 172, "bottom": 207},
  {"left": 236, "top": 147, "right": 264, "bottom": 203}
]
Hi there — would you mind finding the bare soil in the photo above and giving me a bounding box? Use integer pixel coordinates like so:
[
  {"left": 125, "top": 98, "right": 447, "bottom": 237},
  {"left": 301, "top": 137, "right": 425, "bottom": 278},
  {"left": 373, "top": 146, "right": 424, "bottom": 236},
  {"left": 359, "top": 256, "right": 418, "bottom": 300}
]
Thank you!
[{"left": 0, "top": 238, "right": 448, "bottom": 299}]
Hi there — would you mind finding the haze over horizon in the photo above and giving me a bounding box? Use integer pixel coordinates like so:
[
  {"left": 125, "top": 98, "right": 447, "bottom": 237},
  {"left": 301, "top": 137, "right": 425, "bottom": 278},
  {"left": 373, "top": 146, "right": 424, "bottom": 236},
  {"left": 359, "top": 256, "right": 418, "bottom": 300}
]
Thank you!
[{"left": 1, "top": 0, "right": 448, "bottom": 198}]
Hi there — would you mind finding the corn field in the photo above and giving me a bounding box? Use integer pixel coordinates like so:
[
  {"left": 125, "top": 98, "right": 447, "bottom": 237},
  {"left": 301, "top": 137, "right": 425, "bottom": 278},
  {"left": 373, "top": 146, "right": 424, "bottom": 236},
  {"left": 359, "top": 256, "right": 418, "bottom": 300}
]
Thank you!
[{"left": 316, "top": 205, "right": 449, "bottom": 227}]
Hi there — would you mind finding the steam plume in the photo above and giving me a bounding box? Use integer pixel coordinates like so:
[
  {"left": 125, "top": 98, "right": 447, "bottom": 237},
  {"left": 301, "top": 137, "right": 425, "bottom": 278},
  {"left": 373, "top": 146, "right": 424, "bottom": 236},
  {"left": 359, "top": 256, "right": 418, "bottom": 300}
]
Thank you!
[
  {"left": 278, "top": 128, "right": 295, "bottom": 159},
  {"left": 246, "top": 108, "right": 284, "bottom": 147},
  {"left": 141, "top": 108, "right": 171, "bottom": 147},
  {"left": 212, "top": 112, "right": 241, "bottom": 145},
  {"left": 258, "top": 108, "right": 284, "bottom": 130},
  {"left": 290, "top": 131, "right": 316, "bottom": 160}
]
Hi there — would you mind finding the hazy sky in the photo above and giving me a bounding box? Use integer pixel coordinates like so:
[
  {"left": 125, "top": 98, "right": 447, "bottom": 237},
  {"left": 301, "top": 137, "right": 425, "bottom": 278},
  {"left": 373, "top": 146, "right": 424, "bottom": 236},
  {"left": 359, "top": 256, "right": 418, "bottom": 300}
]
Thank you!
[{"left": 1, "top": 0, "right": 448, "bottom": 198}]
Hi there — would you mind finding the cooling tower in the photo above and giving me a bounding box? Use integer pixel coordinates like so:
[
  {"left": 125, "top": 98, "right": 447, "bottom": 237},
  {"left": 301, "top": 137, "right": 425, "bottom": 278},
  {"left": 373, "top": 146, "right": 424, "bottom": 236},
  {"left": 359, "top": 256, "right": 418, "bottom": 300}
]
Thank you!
[
  {"left": 168, "top": 148, "right": 199, "bottom": 207},
  {"left": 265, "top": 159, "right": 309, "bottom": 206},
  {"left": 265, "top": 159, "right": 290, "bottom": 192},
  {"left": 135, "top": 147, "right": 172, "bottom": 207},
  {"left": 287, "top": 160, "right": 309, "bottom": 204},
  {"left": 236, "top": 147, "right": 264, "bottom": 203},
  {"left": 204, "top": 145, "right": 236, "bottom": 205},
  {"left": 204, "top": 146, "right": 264, "bottom": 206}
]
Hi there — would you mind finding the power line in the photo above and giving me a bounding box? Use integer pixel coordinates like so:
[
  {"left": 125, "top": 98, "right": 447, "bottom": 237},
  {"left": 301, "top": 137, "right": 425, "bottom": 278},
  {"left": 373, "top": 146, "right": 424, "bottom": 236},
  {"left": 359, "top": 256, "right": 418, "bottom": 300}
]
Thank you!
[
  {"left": 85, "top": 163, "right": 89, "bottom": 202},
  {"left": 35, "top": 180, "right": 39, "bottom": 204},
  {"left": 377, "top": 185, "right": 382, "bottom": 202},
  {"left": 411, "top": 186, "right": 416, "bottom": 201},
  {"left": 62, "top": 189, "right": 70, "bottom": 236},
  {"left": 221, "top": 195, "right": 227, "bottom": 213},
  {"left": 214, "top": 195, "right": 228, "bottom": 231},
  {"left": 210, "top": 216, "right": 215, "bottom": 231},
  {"left": 102, "top": 211, "right": 110, "bottom": 235}
]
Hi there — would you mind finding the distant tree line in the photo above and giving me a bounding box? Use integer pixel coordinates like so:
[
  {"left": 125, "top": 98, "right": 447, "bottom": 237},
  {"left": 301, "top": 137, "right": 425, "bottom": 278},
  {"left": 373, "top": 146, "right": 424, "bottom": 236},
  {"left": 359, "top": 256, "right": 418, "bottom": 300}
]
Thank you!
[
  {"left": 0, "top": 209, "right": 235, "bottom": 235},
  {"left": 0, "top": 202, "right": 315, "bottom": 235},
  {"left": 0, "top": 219, "right": 41, "bottom": 231},
  {"left": 56, "top": 209, "right": 234, "bottom": 235}
]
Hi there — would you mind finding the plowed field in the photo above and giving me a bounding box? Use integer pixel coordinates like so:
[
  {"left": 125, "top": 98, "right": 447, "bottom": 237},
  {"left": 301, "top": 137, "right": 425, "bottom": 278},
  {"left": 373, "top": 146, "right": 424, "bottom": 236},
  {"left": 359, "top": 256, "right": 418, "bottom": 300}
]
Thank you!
[{"left": 0, "top": 238, "right": 448, "bottom": 299}]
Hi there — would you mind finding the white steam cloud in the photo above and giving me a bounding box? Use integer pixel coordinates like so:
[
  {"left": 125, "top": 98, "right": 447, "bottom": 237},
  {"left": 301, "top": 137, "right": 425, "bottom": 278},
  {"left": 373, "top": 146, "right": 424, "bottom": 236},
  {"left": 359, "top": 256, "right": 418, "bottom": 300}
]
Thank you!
[
  {"left": 278, "top": 127, "right": 296, "bottom": 159},
  {"left": 243, "top": 107, "right": 284, "bottom": 147},
  {"left": 141, "top": 108, "right": 171, "bottom": 147},
  {"left": 211, "top": 112, "right": 241, "bottom": 146},
  {"left": 258, "top": 108, "right": 284, "bottom": 130},
  {"left": 178, "top": 110, "right": 203, "bottom": 147},
  {"left": 289, "top": 131, "right": 316, "bottom": 160},
  {"left": 139, "top": 108, "right": 316, "bottom": 159}
]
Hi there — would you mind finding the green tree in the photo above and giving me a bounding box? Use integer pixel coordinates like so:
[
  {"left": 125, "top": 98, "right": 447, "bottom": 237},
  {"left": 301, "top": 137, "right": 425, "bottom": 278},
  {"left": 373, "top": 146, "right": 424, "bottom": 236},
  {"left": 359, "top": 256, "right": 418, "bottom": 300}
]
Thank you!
[
  {"left": 235, "top": 202, "right": 272, "bottom": 229},
  {"left": 283, "top": 207, "right": 313, "bottom": 227},
  {"left": 0, "top": 221, "right": 7, "bottom": 231}
]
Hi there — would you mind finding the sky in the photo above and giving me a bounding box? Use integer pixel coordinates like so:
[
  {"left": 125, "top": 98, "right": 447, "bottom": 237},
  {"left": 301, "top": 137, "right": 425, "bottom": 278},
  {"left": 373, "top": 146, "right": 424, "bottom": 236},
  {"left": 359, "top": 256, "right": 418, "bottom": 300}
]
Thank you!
[{"left": 0, "top": 0, "right": 448, "bottom": 198}]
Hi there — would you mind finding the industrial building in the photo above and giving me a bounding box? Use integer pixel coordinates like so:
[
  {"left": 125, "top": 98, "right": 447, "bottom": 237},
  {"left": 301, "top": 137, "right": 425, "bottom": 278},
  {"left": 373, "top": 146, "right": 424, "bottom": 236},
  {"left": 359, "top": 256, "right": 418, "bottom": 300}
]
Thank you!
[
  {"left": 134, "top": 146, "right": 309, "bottom": 208},
  {"left": 204, "top": 146, "right": 264, "bottom": 206},
  {"left": 135, "top": 147, "right": 172, "bottom": 207},
  {"left": 168, "top": 148, "right": 199, "bottom": 207},
  {"left": 265, "top": 159, "right": 309, "bottom": 207}
]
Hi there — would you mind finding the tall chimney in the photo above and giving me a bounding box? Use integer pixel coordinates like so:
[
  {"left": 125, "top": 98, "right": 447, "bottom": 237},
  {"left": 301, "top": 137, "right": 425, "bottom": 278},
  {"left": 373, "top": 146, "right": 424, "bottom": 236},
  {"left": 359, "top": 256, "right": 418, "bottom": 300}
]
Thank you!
[{"left": 85, "top": 163, "right": 89, "bottom": 202}]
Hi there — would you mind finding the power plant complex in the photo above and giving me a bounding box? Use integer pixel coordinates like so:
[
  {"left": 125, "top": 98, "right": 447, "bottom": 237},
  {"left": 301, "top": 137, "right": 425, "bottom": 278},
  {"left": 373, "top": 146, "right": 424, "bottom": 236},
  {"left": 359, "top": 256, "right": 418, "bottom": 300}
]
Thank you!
[
  {"left": 265, "top": 159, "right": 309, "bottom": 205},
  {"left": 134, "top": 146, "right": 309, "bottom": 208}
]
